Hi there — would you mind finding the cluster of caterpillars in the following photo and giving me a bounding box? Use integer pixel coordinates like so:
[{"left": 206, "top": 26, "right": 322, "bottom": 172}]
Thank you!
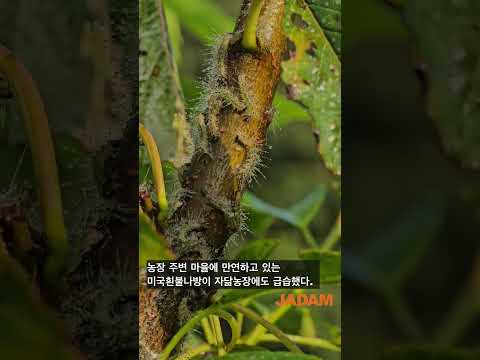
[
  {"left": 157, "top": 32, "right": 273, "bottom": 337},
  {"left": 166, "top": 31, "right": 269, "bottom": 263},
  {"left": 154, "top": 0, "right": 286, "bottom": 350}
]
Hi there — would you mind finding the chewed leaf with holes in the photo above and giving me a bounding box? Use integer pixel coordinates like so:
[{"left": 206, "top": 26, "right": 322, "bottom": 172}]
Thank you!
[
  {"left": 306, "top": 0, "right": 341, "bottom": 55},
  {"left": 282, "top": 0, "right": 341, "bottom": 175},
  {"left": 405, "top": 0, "right": 480, "bottom": 169},
  {"left": 140, "top": 0, "right": 192, "bottom": 166}
]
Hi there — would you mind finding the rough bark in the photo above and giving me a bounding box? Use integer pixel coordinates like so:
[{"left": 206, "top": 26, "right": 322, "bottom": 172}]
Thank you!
[{"left": 139, "top": 0, "right": 285, "bottom": 357}]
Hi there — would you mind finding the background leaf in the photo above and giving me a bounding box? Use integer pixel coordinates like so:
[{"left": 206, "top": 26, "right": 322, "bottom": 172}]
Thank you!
[
  {"left": 242, "top": 186, "right": 327, "bottom": 231},
  {"left": 139, "top": 0, "right": 191, "bottom": 164},
  {"left": 299, "top": 249, "right": 341, "bottom": 284},
  {"left": 405, "top": 0, "right": 480, "bottom": 169},
  {"left": 164, "top": 0, "right": 234, "bottom": 43},
  {"left": 164, "top": 4, "right": 183, "bottom": 65},
  {"left": 353, "top": 195, "right": 444, "bottom": 290},
  {"left": 234, "top": 239, "right": 280, "bottom": 261}
]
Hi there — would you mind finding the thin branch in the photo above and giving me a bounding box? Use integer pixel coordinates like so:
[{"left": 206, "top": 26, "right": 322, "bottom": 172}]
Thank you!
[{"left": 231, "top": 304, "right": 303, "bottom": 354}]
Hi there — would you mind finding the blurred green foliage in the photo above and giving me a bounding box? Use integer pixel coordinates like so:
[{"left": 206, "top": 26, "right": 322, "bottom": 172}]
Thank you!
[{"left": 405, "top": 0, "right": 480, "bottom": 169}]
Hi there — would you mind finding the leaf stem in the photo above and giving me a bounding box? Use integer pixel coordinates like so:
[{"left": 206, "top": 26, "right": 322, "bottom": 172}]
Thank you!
[
  {"left": 320, "top": 212, "right": 341, "bottom": 251},
  {"left": 0, "top": 45, "right": 67, "bottom": 284},
  {"left": 212, "top": 315, "right": 225, "bottom": 352},
  {"left": 214, "top": 310, "right": 241, "bottom": 352},
  {"left": 241, "top": 0, "right": 264, "bottom": 51},
  {"left": 244, "top": 302, "right": 292, "bottom": 345},
  {"left": 139, "top": 123, "right": 168, "bottom": 221},
  {"left": 384, "top": 288, "right": 424, "bottom": 340},
  {"left": 302, "top": 227, "right": 318, "bottom": 248},
  {"left": 174, "top": 343, "right": 211, "bottom": 360},
  {"left": 434, "top": 253, "right": 480, "bottom": 345},
  {"left": 236, "top": 311, "right": 244, "bottom": 333},
  {"left": 230, "top": 303, "right": 303, "bottom": 353},
  {"left": 208, "top": 315, "right": 219, "bottom": 346},
  {"left": 159, "top": 309, "right": 212, "bottom": 360},
  {"left": 299, "top": 308, "right": 316, "bottom": 337},
  {"left": 257, "top": 333, "right": 340, "bottom": 352},
  {"left": 201, "top": 318, "right": 216, "bottom": 345},
  {"left": 159, "top": 306, "right": 240, "bottom": 360}
]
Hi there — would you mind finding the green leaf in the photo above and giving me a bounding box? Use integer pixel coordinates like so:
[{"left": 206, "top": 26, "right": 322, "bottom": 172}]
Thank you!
[
  {"left": 164, "top": 4, "right": 183, "bottom": 65},
  {"left": 214, "top": 351, "right": 321, "bottom": 360},
  {"left": 242, "top": 186, "right": 327, "bottom": 231},
  {"left": 140, "top": 0, "right": 191, "bottom": 164},
  {"left": 273, "top": 93, "right": 310, "bottom": 127},
  {"left": 282, "top": 0, "right": 341, "bottom": 175},
  {"left": 245, "top": 209, "right": 276, "bottom": 238},
  {"left": 139, "top": 212, "right": 172, "bottom": 267},
  {"left": 405, "top": 0, "right": 480, "bottom": 169},
  {"left": 243, "top": 193, "right": 297, "bottom": 227},
  {"left": 357, "top": 195, "right": 444, "bottom": 289},
  {"left": 234, "top": 239, "right": 280, "bottom": 261},
  {"left": 289, "top": 187, "right": 328, "bottom": 229},
  {"left": 299, "top": 249, "right": 341, "bottom": 283},
  {"left": 164, "top": 0, "right": 234, "bottom": 43},
  {"left": 344, "top": 195, "right": 444, "bottom": 296},
  {"left": 305, "top": 0, "right": 341, "bottom": 55}
]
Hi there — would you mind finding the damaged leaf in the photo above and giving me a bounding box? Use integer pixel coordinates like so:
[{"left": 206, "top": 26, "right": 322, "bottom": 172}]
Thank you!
[{"left": 282, "top": 0, "right": 341, "bottom": 175}]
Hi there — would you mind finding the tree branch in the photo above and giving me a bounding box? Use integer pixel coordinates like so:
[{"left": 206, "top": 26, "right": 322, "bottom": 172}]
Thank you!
[{"left": 139, "top": 0, "right": 285, "bottom": 357}]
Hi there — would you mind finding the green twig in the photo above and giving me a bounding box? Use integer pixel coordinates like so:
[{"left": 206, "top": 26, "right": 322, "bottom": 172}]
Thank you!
[
  {"left": 201, "top": 318, "right": 216, "bottom": 345},
  {"left": 257, "top": 333, "right": 340, "bottom": 352},
  {"left": 299, "top": 308, "right": 316, "bottom": 338},
  {"left": 320, "top": 212, "right": 341, "bottom": 251},
  {"left": 434, "top": 254, "right": 480, "bottom": 345},
  {"left": 236, "top": 311, "right": 244, "bottom": 333},
  {"left": 211, "top": 315, "right": 225, "bottom": 355},
  {"left": 302, "top": 227, "right": 318, "bottom": 248},
  {"left": 139, "top": 123, "right": 168, "bottom": 221},
  {"left": 174, "top": 343, "right": 212, "bottom": 360},
  {"left": 244, "top": 302, "right": 292, "bottom": 345},
  {"left": 384, "top": 288, "right": 424, "bottom": 340},
  {"left": 208, "top": 315, "right": 219, "bottom": 347},
  {"left": 159, "top": 309, "right": 213, "bottom": 360},
  {"left": 214, "top": 310, "right": 241, "bottom": 352},
  {"left": 241, "top": 0, "right": 264, "bottom": 51},
  {"left": 160, "top": 306, "right": 238, "bottom": 360},
  {"left": 0, "top": 45, "right": 67, "bottom": 284},
  {"left": 231, "top": 304, "right": 303, "bottom": 353}
]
